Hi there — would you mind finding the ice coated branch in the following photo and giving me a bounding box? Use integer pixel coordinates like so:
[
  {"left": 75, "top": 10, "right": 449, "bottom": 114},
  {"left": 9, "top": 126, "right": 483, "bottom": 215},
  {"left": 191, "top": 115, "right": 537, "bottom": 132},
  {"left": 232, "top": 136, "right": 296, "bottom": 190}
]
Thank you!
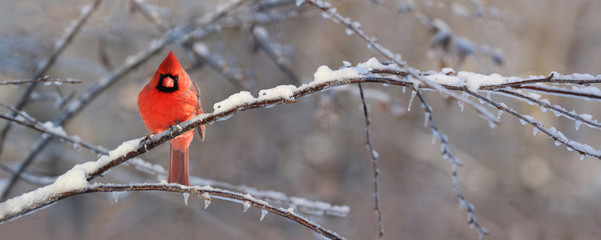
[
  {"left": 302, "top": 0, "right": 500, "bottom": 125},
  {"left": 416, "top": 91, "right": 488, "bottom": 238},
  {"left": 0, "top": 183, "right": 346, "bottom": 240}
]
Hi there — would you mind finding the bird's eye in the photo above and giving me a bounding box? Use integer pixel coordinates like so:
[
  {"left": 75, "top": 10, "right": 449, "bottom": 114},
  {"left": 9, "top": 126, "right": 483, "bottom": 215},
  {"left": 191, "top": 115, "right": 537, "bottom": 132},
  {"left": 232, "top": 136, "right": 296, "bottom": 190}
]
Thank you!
[{"left": 173, "top": 75, "right": 179, "bottom": 80}]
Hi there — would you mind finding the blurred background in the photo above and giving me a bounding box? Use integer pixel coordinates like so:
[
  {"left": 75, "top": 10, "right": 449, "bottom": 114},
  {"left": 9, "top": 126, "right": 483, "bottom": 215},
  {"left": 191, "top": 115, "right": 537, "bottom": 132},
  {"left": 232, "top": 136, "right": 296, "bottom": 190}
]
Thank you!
[{"left": 1, "top": 0, "right": 601, "bottom": 239}]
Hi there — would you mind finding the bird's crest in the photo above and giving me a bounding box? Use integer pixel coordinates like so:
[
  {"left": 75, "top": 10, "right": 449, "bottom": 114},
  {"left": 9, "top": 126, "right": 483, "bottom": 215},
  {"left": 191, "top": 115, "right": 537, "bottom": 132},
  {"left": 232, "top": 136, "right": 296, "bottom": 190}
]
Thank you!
[{"left": 158, "top": 50, "right": 183, "bottom": 74}]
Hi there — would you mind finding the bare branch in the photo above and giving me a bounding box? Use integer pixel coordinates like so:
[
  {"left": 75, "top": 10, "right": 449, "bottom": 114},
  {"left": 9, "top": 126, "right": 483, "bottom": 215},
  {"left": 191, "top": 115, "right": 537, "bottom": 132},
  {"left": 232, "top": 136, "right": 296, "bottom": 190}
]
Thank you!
[{"left": 357, "top": 83, "right": 384, "bottom": 239}]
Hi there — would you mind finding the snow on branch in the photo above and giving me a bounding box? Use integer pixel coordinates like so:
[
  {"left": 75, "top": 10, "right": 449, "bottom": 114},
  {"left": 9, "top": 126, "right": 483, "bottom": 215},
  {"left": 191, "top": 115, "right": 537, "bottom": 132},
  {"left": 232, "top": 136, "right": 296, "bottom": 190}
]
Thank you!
[
  {"left": 129, "top": 158, "right": 350, "bottom": 217},
  {"left": 0, "top": 104, "right": 108, "bottom": 155},
  {"left": 0, "top": 183, "right": 346, "bottom": 240},
  {"left": 0, "top": 76, "right": 82, "bottom": 86},
  {"left": 467, "top": 90, "right": 601, "bottom": 160},
  {"left": 0, "top": 102, "right": 349, "bottom": 218},
  {"left": 301, "top": 0, "right": 500, "bottom": 125}
]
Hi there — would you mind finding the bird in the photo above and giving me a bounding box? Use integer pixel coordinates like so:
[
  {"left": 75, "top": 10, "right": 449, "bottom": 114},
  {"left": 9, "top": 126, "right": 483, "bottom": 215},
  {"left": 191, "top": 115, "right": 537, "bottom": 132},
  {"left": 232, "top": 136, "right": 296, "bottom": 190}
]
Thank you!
[{"left": 138, "top": 50, "right": 205, "bottom": 186}]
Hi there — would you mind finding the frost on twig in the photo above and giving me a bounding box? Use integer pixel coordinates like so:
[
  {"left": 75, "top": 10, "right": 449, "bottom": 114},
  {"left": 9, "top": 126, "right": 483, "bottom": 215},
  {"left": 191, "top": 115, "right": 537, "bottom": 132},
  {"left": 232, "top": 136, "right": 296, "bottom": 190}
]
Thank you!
[
  {"left": 416, "top": 91, "right": 488, "bottom": 238},
  {"left": 303, "top": 0, "right": 500, "bottom": 125},
  {"left": 0, "top": 76, "right": 82, "bottom": 86},
  {"left": 357, "top": 83, "right": 384, "bottom": 239},
  {"left": 0, "top": 154, "right": 346, "bottom": 240}
]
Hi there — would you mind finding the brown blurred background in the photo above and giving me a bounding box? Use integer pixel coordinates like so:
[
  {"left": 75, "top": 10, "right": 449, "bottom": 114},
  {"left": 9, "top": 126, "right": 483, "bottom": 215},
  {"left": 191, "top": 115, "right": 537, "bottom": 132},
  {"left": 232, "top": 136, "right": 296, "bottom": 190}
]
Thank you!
[{"left": 1, "top": 0, "right": 601, "bottom": 239}]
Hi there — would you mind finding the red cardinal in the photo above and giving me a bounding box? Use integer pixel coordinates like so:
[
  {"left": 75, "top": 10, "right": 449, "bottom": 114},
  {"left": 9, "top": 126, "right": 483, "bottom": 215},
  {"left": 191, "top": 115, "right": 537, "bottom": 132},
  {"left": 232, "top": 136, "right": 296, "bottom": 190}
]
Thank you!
[{"left": 138, "top": 51, "right": 205, "bottom": 186}]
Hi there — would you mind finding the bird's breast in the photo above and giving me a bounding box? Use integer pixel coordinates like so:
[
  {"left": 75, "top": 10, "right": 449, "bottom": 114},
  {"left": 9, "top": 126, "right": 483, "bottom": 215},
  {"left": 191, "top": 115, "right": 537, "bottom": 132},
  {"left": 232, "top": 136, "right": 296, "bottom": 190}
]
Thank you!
[{"left": 138, "top": 87, "right": 199, "bottom": 133}]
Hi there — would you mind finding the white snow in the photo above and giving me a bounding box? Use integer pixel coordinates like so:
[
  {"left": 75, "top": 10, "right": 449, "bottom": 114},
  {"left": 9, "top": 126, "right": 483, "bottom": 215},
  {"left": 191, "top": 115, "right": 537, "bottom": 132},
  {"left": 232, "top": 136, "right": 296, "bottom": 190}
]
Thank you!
[
  {"left": 0, "top": 137, "right": 143, "bottom": 219},
  {"left": 212, "top": 91, "right": 255, "bottom": 113},
  {"left": 193, "top": 42, "right": 210, "bottom": 55},
  {"left": 258, "top": 85, "right": 297, "bottom": 101},
  {"left": 313, "top": 65, "right": 363, "bottom": 83},
  {"left": 40, "top": 121, "right": 67, "bottom": 136},
  {"left": 551, "top": 72, "right": 600, "bottom": 81}
]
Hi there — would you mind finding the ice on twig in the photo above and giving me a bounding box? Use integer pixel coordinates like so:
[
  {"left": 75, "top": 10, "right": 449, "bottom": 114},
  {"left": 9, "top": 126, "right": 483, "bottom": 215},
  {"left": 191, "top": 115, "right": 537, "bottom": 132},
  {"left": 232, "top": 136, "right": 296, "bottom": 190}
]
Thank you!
[
  {"left": 183, "top": 192, "right": 190, "bottom": 206},
  {"left": 260, "top": 209, "right": 268, "bottom": 221},
  {"left": 202, "top": 192, "right": 211, "bottom": 209},
  {"left": 112, "top": 192, "right": 119, "bottom": 203},
  {"left": 408, "top": 90, "right": 416, "bottom": 111},
  {"left": 243, "top": 201, "right": 251, "bottom": 212}
]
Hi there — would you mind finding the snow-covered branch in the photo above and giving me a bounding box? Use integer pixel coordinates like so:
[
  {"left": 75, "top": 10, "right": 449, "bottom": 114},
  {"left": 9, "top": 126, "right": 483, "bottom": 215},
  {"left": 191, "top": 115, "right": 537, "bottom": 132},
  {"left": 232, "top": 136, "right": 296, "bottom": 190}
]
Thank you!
[
  {"left": 301, "top": 0, "right": 500, "bottom": 125},
  {"left": 0, "top": 76, "right": 81, "bottom": 86},
  {"left": 0, "top": 183, "right": 346, "bottom": 240}
]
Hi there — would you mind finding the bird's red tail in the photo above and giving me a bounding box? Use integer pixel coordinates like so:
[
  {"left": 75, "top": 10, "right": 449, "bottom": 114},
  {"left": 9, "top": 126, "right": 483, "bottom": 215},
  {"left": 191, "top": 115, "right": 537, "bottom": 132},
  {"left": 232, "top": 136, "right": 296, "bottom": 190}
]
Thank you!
[{"left": 169, "top": 143, "right": 189, "bottom": 185}]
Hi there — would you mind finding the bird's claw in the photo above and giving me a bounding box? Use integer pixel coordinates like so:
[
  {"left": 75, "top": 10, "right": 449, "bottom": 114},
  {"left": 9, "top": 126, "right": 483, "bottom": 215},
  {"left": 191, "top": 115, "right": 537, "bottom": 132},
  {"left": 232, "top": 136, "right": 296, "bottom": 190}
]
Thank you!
[{"left": 140, "top": 134, "right": 154, "bottom": 152}]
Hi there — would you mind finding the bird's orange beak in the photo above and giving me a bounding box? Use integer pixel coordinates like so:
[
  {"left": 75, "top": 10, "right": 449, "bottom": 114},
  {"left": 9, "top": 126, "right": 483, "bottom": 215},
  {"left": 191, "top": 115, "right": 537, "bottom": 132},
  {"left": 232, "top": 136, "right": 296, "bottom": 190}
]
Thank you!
[{"left": 162, "top": 77, "right": 174, "bottom": 88}]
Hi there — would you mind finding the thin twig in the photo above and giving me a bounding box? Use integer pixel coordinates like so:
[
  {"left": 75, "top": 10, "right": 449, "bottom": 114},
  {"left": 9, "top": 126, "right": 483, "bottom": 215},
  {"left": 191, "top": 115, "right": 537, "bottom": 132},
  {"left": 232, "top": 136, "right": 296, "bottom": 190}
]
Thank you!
[
  {"left": 0, "top": 105, "right": 108, "bottom": 156},
  {"left": 496, "top": 89, "right": 601, "bottom": 129},
  {"left": 357, "top": 83, "right": 384, "bottom": 239},
  {"left": 467, "top": 90, "right": 601, "bottom": 159},
  {"left": 415, "top": 91, "right": 488, "bottom": 238},
  {"left": 0, "top": 76, "right": 82, "bottom": 86}
]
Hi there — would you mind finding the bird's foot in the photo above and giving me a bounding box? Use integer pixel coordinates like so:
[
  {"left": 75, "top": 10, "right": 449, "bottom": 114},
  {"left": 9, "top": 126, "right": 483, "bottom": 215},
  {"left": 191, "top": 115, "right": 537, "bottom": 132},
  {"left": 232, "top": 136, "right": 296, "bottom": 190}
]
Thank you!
[{"left": 140, "top": 134, "right": 154, "bottom": 152}]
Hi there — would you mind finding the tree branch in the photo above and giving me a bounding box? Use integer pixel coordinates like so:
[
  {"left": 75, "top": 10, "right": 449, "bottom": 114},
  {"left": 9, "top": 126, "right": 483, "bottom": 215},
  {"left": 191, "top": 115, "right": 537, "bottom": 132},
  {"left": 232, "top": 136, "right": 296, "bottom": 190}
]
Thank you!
[
  {"left": 357, "top": 83, "right": 384, "bottom": 239},
  {"left": 0, "top": 183, "right": 346, "bottom": 240}
]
